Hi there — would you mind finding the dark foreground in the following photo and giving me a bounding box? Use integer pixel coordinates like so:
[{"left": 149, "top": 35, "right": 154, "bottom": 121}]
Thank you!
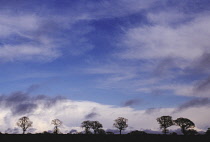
[{"left": 0, "top": 134, "right": 210, "bottom": 142}]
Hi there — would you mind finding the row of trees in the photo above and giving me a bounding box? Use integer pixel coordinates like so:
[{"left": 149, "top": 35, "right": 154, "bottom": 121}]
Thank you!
[
  {"left": 14, "top": 116, "right": 209, "bottom": 135},
  {"left": 16, "top": 116, "right": 128, "bottom": 135}
]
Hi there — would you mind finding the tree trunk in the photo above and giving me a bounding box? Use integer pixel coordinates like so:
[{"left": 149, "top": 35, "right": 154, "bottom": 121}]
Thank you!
[
  {"left": 163, "top": 127, "right": 168, "bottom": 135},
  {"left": 120, "top": 129, "right": 122, "bottom": 135},
  {"left": 182, "top": 126, "right": 186, "bottom": 135}
]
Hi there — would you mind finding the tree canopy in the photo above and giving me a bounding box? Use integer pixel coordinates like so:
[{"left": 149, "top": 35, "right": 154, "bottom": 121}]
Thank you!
[{"left": 156, "top": 116, "right": 174, "bottom": 134}]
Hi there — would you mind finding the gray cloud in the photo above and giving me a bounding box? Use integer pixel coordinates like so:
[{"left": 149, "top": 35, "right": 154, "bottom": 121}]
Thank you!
[
  {"left": 153, "top": 57, "right": 177, "bottom": 77},
  {"left": 85, "top": 112, "right": 99, "bottom": 119},
  {"left": 1, "top": 92, "right": 37, "bottom": 115},
  {"left": 122, "top": 99, "right": 142, "bottom": 107},
  {"left": 0, "top": 91, "right": 66, "bottom": 115},
  {"left": 195, "top": 53, "right": 210, "bottom": 72},
  {"left": 194, "top": 76, "right": 210, "bottom": 92},
  {"left": 5, "top": 128, "right": 20, "bottom": 134},
  {"left": 183, "top": 52, "right": 210, "bottom": 77},
  {"left": 174, "top": 98, "right": 210, "bottom": 113},
  {"left": 13, "top": 103, "right": 37, "bottom": 115},
  {"left": 144, "top": 108, "right": 162, "bottom": 114}
]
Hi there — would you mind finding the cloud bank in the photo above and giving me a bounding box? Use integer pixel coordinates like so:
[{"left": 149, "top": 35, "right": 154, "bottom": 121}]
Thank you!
[{"left": 0, "top": 92, "right": 209, "bottom": 134}]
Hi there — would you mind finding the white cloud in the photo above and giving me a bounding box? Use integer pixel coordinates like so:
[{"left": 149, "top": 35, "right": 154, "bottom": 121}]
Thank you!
[
  {"left": 118, "top": 13, "right": 210, "bottom": 61},
  {"left": 108, "top": 11, "right": 210, "bottom": 98},
  {"left": 0, "top": 14, "right": 61, "bottom": 62},
  {"left": 0, "top": 12, "right": 94, "bottom": 62},
  {"left": 147, "top": 10, "right": 190, "bottom": 26},
  {"left": 0, "top": 44, "right": 60, "bottom": 62},
  {"left": 0, "top": 14, "right": 39, "bottom": 37},
  {"left": 0, "top": 0, "right": 159, "bottom": 63}
]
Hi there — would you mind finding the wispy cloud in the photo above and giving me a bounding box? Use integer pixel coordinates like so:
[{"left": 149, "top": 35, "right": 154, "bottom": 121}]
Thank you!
[
  {"left": 0, "top": 0, "right": 159, "bottom": 63},
  {"left": 0, "top": 12, "right": 93, "bottom": 62},
  {"left": 119, "top": 13, "right": 210, "bottom": 61},
  {"left": 174, "top": 98, "right": 210, "bottom": 112}
]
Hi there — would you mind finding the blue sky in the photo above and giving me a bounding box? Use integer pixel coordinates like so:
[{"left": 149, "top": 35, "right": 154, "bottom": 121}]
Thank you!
[{"left": 0, "top": 0, "right": 210, "bottom": 133}]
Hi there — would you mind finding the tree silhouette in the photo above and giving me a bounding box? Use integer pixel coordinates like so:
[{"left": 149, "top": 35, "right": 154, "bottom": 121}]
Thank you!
[
  {"left": 106, "top": 131, "right": 114, "bottom": 135},
  {"left": 51, "top": 119, "right": 62, "bottom": 134},
  {"left": 186, "top": 129, "right": 198, "bottom": 135},
  {"left": 81, "top": 120, "right": 92, "bottom": 134},
  {"left": 128, "top": 130, "right": 147, "bottom": 135},
  {"left": 90, "top": 121, "right": 103, "bottom": 134},
  {"left": 97, "top": 129, "right": 106, "bottom": 134},
  {"left": 205, "top": 128, "right": 210, "bottom": 135},
  {"left": 113, "top": 117, "right": 128, "bottom": 135},
  {"left": 156, "top": 116, "right": 174, "bottom": 134},
  {"left": 16, "top": 116, "right": 33, "bottom": 134},
  {"left": 174, "top": 117, "right": 195, "bottom": 135}
]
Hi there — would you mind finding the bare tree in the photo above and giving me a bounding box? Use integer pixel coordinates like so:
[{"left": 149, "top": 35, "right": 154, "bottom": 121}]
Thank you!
[
  {"left": 113, "top": 117, "right": 128, "bottom": 135},
  {"left": 17, "top": 116, "right": 33, "bottom": 134},
  {"left": 51, "top": 119, "right": 62, "bottom": 134},
  {"left": 174, "top": 117, "right": 195, "bottom": 135},
  {"left": 90, "top": 121, "right": 103, "bottom": 134},
  {"left": 81, "top": 120, "right": 92, "bottom": 134},
  {"left": 156, "top": 116, "right": 174, "bottom": 134}
]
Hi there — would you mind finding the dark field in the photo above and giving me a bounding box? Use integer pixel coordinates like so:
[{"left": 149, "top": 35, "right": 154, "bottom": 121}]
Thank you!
[{"left": 0, "top": 135, "right": 210, "bottom": 142}]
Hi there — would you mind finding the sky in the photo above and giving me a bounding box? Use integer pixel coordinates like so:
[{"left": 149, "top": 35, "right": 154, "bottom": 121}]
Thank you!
[{"left": 0, "top": 0, "right": 210, "bottom": 134}]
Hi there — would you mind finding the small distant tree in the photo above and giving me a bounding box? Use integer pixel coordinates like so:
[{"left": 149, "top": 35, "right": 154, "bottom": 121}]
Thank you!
[
  {"left": 98, "top": 129, "right": 106, "bottom": 134},
  {"left": 156, "top": 116, "right": 174, "bottom": 134},
  {"left": 90, "top": 121, "right": 103, "bottom": 134},
  {"left": 81, "top": 120, "right": 92, "bottom": 134},
  {"left": 174, "top": 117, "right": 195, "bottom": 135},
  {"left": 42, "top": 131, "right": 51, "bottom": 134},
  {"left": 186, "top": 129, "right": 198, "bottom": 135},
  {"left": 128, "top": 130, "right": 147, "bottom": 135},
  {"left": 170, "top": 132, "right": 177, "bottom": 135},
  {"left": 51, "top": 119, "right": 62, "bottom": 134},
  {"left": 113, "top": 117, "right": 128, "bottom": 135},
  {"left": 106, "top": 131, "right": 114, "bottom": 135},
  {"left": 17, "top": 116, "right": 33, "bottom": 134}
]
